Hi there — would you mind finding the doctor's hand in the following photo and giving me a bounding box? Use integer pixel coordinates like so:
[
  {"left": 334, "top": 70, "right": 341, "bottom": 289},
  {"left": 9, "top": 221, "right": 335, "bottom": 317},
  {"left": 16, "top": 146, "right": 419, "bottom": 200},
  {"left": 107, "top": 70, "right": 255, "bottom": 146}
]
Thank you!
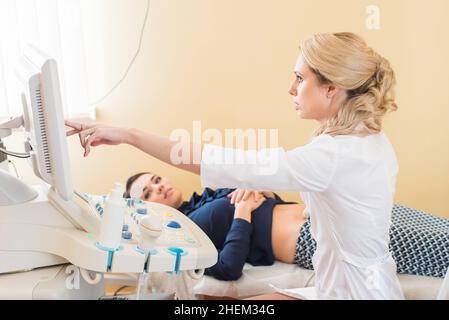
[{"left": 65, "top": 120, "right": 130, "bottom": 157}]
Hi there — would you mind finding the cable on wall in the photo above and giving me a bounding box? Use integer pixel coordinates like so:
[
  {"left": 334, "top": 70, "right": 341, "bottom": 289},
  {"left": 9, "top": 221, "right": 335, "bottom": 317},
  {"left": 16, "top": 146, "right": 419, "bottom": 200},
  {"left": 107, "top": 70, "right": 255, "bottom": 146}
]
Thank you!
[{"left": 88, "top": 0, "right": 151, "bottom": 107}]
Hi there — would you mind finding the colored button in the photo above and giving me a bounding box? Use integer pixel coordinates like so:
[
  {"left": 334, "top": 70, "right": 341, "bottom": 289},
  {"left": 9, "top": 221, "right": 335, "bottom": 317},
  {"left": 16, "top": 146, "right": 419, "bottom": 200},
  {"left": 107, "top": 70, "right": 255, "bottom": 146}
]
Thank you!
[
  {"left": 167, "top": 221, "right": 181, "bottom": 229},
  {"left": 95, "top": 203, "right": 104, "bottom": 215},
  {"left": 122, "top": 231, "right": 132, "bottom": 240},
  {"left": 185, "top": 237, "right": 195, "bottom": 243},
  {"left": 164, "top": 212, "right": 173, "bottom": 217},
  {"left": 167, "top": 247, "right": 185, "bottom": 255},
  {"left": 135, "top": 247, "right": 145, "bottom": 255},
  {"left": 136, "top": 208, "right": 147, "bottom": 215}
]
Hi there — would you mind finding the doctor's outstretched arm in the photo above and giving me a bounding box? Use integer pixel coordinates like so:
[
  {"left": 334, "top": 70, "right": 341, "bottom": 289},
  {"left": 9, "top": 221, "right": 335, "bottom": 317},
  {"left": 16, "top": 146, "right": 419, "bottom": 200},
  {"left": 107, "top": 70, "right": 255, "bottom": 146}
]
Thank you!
[
  {"left": 65, "top": 120, "right": 202, "bottom": 175},
  {"left": 65, "top": 120, "right": 338, "bottom": 193}
]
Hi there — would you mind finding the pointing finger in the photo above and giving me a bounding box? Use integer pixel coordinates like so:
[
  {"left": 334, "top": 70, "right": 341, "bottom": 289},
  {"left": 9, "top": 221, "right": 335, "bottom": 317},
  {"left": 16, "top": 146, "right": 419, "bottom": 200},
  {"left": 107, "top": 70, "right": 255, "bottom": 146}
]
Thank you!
[
  {"left": 84, "top": 131, "right": 98, "bottom": 157},
  {"left": 79, "top": 127, "right": 96, "bottom": 148}
]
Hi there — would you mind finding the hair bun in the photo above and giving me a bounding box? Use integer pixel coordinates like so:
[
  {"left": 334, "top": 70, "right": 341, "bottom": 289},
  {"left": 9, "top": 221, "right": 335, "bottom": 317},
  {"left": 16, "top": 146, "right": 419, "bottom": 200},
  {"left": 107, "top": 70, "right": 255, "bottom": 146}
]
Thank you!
[{"left": 300, "top": 32, "right": 398, "bottom": 137}]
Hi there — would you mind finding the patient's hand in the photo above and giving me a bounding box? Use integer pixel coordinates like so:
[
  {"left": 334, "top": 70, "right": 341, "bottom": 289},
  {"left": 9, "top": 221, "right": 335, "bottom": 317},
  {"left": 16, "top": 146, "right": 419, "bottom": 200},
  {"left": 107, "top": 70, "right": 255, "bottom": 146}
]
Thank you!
[
  {"left": 261, "top": 191, "right": 276, "bottom": 199},
  {"left": 227, "top": 189, "right": 275, "bottom": 204},
  {"left": 227, "top": 189, "right": 263, "bottom": 205},
  {"left": 233, "top": 192, "right": 266, "bottom": 223},
  {"left": 236, "top": 193, "right": 266, "bottom": 211}
]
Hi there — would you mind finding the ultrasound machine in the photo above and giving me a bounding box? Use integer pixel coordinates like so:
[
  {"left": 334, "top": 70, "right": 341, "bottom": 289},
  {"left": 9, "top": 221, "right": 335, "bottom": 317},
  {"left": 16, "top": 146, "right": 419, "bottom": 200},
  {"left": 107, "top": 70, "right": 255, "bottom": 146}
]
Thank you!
[{"left": 0, "top": 45, "right": 217, "bottom": 299}]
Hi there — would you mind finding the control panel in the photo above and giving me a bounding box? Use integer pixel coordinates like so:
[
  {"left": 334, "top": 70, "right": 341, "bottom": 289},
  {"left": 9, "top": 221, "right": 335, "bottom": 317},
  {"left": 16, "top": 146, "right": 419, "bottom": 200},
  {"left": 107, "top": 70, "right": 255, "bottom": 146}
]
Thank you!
[{"left": 84, "top": 194, "right": 217, "bottom": 274}]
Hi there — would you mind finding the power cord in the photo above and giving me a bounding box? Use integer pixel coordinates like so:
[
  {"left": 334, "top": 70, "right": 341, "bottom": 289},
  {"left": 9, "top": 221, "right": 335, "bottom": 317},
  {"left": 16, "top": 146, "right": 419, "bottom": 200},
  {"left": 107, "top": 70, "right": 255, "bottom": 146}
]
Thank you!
[
  {"left": 113, "top": 285, "right": 131, "bottom": 296},
  {"left": 8, "top": 160, "right": 20, "bottom": 178},
  {"left": 88, "top": 0, "right": 151, "bottom": 107},
  {"left": 0, "top": 146, "right": 30, "bottom": 159}
]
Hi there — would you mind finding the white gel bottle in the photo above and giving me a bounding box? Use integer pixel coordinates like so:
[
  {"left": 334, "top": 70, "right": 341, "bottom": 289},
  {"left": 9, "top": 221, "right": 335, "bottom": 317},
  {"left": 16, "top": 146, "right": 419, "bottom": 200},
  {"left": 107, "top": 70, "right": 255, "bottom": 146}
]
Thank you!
[{"left": 99, "top": 182, "right": 125, "bottom": 250}]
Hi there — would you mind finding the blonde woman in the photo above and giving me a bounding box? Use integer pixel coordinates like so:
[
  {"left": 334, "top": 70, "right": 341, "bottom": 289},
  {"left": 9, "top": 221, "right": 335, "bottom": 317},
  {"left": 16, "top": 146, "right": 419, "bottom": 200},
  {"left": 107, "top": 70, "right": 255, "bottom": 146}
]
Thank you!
[{"left": 66, "top": 32, "right": 403, "bottom": 299}]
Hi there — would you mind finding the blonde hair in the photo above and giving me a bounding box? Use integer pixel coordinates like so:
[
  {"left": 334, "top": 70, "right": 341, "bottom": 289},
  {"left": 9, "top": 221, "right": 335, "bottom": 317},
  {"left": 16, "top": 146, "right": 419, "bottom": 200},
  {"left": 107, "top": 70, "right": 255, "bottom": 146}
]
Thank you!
[{"left": 299, "top": 32, "right": 398, "bottom": 137}]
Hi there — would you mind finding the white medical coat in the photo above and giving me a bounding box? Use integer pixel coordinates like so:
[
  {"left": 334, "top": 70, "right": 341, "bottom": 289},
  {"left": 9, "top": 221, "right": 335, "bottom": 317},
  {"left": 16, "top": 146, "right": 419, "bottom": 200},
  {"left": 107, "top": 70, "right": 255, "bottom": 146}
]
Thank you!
[{"left": 200, "top": 132, "right": 404, "bottom": 300}]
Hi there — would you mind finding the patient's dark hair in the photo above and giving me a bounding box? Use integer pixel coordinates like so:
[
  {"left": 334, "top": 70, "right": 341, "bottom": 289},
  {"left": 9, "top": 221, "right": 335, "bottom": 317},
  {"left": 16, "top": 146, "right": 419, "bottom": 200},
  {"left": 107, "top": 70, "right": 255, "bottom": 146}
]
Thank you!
[{"left": 123, "top": 172, "right": 152, "bottom": 198}]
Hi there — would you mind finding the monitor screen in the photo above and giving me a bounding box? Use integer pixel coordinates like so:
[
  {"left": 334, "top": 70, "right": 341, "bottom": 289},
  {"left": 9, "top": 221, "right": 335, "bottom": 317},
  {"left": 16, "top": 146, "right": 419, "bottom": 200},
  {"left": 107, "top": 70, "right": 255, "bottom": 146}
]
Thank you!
[{"left": 15, "top": 45, "right": 73, "bottom": 201}]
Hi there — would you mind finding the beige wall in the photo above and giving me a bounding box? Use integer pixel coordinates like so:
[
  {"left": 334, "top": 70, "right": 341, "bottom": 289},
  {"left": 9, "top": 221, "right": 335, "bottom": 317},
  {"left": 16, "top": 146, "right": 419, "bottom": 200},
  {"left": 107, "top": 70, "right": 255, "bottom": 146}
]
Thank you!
[{"left": 6, "top": 0, "right": 449, "bottom": 217}]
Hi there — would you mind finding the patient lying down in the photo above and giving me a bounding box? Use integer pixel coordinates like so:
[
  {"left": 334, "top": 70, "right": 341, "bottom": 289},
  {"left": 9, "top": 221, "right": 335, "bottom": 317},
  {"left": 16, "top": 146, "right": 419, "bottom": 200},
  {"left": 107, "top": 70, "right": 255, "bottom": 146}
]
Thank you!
[
  {"left": 124, "top": 172, "right": 449, "bottom": 282},
  {"left": 124, "top": 171, "right": 304, "bottom": 281}
]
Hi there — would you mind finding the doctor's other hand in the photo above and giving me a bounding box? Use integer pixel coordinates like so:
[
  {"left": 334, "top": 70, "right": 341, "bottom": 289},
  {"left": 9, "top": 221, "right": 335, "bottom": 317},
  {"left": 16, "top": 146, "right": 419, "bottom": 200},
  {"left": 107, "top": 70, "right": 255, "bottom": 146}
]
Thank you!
[{"left": 65, "top": 120, "right": 130, "bottom": 157}]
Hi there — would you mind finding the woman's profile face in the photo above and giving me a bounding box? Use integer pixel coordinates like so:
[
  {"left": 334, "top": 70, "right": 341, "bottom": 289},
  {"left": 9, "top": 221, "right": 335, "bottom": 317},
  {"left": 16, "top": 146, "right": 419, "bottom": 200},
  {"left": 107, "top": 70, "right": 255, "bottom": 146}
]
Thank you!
[
  {"left": 131, "top": 174, "right": 183, "bottom": 208},
  {"left": 288, "top": 55, "right": 332, "bottom": 123}
]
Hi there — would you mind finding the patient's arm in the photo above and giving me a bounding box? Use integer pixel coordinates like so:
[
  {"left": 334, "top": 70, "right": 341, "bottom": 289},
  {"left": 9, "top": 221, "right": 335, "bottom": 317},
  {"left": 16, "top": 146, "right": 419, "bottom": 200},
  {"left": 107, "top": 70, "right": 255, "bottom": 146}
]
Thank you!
[
  {"left": 206, "top": 195, "right": 265, "bottom": 281},
  {"left": 205, "top": 217, "right": 253, "bottom": 281}
]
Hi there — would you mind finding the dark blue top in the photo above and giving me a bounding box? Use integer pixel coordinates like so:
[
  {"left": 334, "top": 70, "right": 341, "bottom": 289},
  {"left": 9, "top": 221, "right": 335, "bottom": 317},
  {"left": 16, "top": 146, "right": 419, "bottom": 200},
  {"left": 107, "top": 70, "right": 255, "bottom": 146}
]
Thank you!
[{"left": 178, "top": 188, "right": 294, "bottom": 281}]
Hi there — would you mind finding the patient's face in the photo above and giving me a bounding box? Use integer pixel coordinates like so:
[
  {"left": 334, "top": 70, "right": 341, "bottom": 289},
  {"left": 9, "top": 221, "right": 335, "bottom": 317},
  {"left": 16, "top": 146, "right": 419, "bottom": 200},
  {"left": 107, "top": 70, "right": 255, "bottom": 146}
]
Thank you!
[
  {"left": 288, "top": 54, "right": 332, "bottom": 123},
  {"left": 133, "top": 174, "right": 183, "bottom": 208}
]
